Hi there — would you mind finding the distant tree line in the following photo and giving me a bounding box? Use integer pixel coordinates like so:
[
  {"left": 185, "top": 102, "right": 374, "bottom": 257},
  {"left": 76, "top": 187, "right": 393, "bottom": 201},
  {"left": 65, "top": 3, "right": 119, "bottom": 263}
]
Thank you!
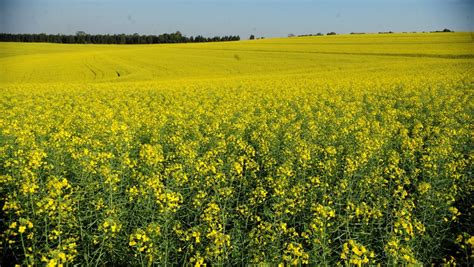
[
  {"left": 288, "top": 33, "right": 333, "bottom": 37},
  {"left": 0, "top": 31, "right": 240, "bottom": 44},
  {"left": 248, "top": 35, "right": 267, "bottom": 40},
  {"left": 431, "top": 28, "right": 454, "bottom": 33},
  {"left": 287, "top": 28, "right": 455, "bottom": 38}
]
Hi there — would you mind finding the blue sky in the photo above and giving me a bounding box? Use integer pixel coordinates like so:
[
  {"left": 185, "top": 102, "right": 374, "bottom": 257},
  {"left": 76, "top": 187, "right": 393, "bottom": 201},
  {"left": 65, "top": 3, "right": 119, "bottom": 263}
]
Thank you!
[{"left": 0, "top": 0, "right": 472, "bottom": 38}]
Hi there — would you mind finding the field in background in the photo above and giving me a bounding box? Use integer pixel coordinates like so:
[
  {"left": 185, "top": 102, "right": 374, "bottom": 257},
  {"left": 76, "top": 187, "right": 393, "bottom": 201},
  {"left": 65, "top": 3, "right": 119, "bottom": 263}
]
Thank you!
[
  {"left": 1, "top": 32, "right": 473, "bottom": 84},
  {"left": 1, "top": 33, "right": 473, "bottom": 266}
]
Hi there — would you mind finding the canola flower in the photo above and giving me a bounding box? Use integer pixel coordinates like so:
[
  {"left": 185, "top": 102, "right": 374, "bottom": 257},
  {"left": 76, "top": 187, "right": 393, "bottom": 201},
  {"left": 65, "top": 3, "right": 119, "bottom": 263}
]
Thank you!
[{"left": 0, "top": 32, "right": 473, "bottom": 265}]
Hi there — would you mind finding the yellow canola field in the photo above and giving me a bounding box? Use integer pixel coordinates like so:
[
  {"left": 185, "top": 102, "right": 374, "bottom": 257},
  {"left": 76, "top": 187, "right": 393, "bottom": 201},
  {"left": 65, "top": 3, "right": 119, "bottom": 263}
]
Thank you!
[
  {"left": 0, "top": 33, "right": 473, "bottom": 266},
  {"left": 1, "top": 32, "right": 473, "bottom": 83}
]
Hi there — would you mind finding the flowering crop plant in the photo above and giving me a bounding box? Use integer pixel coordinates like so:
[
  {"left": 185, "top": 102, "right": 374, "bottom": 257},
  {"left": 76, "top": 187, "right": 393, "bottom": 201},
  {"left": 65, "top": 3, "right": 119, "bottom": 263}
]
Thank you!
[{"left": 1, "top": 33, "right": 473, "bottom": 266}]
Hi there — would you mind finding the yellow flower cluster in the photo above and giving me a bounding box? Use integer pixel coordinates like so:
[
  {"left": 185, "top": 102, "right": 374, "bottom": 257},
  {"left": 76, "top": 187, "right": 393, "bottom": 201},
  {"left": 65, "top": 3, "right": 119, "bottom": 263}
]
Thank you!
[
  {"left": 283, "top": 242, "right": 309, "bottom": 265},
  {"left": 101, "top": 218, "right": 122, "bottom": 236},
  {"left": 340, "top": 239, "right": 375, "bottom": 266},
  {"left": 129, "top": 223, "right": 161, "bottom": 263},
  {"left": 384, "top": 237, "right": 419, "bottom": 265}
]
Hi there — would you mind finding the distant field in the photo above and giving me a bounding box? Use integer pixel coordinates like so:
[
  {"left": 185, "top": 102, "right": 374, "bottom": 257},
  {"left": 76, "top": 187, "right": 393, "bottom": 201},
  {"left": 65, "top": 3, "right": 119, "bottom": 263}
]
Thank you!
[
  {"left": 1, "top": 32, "right": 472, "bottom": 83},
  {"left": 1, "top": 33, "right": 473, "bottom": 266}
]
